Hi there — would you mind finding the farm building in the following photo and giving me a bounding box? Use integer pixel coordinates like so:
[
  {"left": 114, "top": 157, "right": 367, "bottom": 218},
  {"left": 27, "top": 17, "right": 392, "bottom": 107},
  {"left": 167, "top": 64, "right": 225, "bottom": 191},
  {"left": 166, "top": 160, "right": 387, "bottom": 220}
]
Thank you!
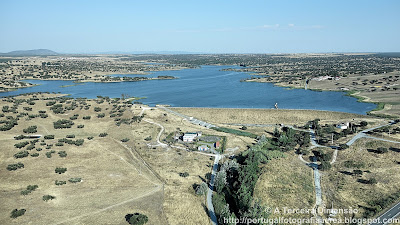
[{"left": 198, "top": 145, "right": 210, "bottom": 151}]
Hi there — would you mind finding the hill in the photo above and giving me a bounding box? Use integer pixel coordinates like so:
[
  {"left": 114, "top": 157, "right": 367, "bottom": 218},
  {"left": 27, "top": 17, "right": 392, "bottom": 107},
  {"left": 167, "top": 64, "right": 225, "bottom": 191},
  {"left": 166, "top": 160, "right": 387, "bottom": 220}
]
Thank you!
[{"left": 0, "top": 49, "right": 58, "bottom": 56}]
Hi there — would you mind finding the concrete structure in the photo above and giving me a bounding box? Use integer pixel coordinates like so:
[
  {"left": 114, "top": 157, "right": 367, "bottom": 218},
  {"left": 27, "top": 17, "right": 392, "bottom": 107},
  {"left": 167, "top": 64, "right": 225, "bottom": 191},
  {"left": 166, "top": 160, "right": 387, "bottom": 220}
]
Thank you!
[
  {"left": 198, "top": 145, "right": 210, "bottom": 151},
  {"left": 215, "top": 141, "right": 220, "bottom": 148},
  {"left": 336, "top": 122, "right": 349, "bottom": 129},
  {"left": 183, "top": 133, "right": 198, "bottom": 142}
]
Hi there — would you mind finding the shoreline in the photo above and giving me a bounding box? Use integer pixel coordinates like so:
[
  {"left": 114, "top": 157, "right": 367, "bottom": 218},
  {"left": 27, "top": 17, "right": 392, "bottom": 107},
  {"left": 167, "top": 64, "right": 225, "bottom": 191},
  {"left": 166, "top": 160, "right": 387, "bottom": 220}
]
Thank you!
[{"left": 244, "top": 78, "right": 396, "bottom": 118}]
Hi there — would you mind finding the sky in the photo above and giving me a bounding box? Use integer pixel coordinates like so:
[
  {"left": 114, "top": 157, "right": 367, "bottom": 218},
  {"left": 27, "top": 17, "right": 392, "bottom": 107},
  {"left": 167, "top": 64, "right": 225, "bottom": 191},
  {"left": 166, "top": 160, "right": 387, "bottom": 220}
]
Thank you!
[{"left": 1, "top": 0, "right": 399, "bottom": 53}]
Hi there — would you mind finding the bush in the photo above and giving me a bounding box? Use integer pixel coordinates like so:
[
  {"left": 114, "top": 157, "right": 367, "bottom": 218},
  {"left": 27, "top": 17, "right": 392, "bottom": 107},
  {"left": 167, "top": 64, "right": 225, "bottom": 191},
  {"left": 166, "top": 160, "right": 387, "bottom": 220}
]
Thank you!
[
  {"left": 21, "top": 185, "right": 38, "bottom": 195},
  {"left": 30, "top": 153, "right": 39, "bottom": 157},
  {"left": 55, "top": 142, "right": 64, "bottom": 146},
  {"left": 26, "top": 145, "right": 35, "bottom": 150},
  {"left": 14, "top": 141, "right": 29, "bottom": 149},
  {"left": 77, "top": 124, "right": 84, "bottom": 128},
  {"left": 179, "top": 172, "right": 189, "bottom": 177},
  {"left": 55, "top": 180, "right": 67, "bottom": 186},
  {"left": 125, "top": 213, "right": 149, "bottom": 225},
  {"left": 66, "top": 134, "right": 75, "bottom": 138},
  {"left": 195, "top": 182, "right": 208, "bottom": 195},
  {"left": 376, "top": 147, "right": 388, "bottom": 154},
  {"left": 6, "top": 162, "right": 24, "bottom": 171},
  {"left": 42, "top": 195, "right": 56, "bottom": 201},
  {"left": 10, "top": 209, "right": 26, "bottom": 218},
  {"left": 40, "top": 113, "right": 48, "bottom": 118},
  {"left": 58, "top": 151, "right": 67, "bottom": 157},
  {"left": 46, "top": 151, "right": 55, "bottom": 158},
  {"left": 319, "top": 160, "right": 332, "bottom": 171},
  {"left": 55, "top": 167, "right": 67, "bottom": 174},
  {"left": 68, "top": 177, "right": 82, "bottom": 183},
  {"left": 97, "top": 113, "right": 105, "bottom": 118},
  {"left": 99, "top": 133, "right": 108, "bottom": 137},
  {"left": 94, "top": 107, "right": 101, "bottom": 112},
  {"left": 54, "top": 119, "right": 74, "bottom": 129},
  {"left": 44, "top": 135, "right": 55, "bottom": 139},
  {"left": 87, "top": 136, "right": 94, "bottom": 140},
  {"left": 144, "top": 136, "right": 152, "bottom": 141},
  {"left": 14, "top": 135, "right": 26, "bottom": 140},
  {"left": 121, "top": 138, "right": 130, "bottom": 142},
  {"left": 14, "top": 151, "right": 29, "bottom": 159},
  {"left": 23, "top": 125, "right": 37, "bottom": 133},
  {"left": 339, "top": 144, "right": 349, "bottom": 150},
  {"left": 83, "top": 116, "right": 91, "bottom": 120},
  {"left": 75, "top": 139, "right": 84, "bottom": 146}
]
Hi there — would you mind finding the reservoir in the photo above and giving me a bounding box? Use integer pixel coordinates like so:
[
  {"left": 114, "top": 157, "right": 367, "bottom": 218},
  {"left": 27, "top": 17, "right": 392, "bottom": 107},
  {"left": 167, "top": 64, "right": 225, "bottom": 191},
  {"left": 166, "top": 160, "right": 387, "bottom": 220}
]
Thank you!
[{"left": 0, "top": 65, "right": 376, "bottom": 114}]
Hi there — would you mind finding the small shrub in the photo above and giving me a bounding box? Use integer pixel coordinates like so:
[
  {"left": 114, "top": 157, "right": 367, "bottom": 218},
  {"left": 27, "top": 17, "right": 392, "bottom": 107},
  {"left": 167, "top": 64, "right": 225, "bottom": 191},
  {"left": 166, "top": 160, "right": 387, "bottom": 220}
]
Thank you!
[
  {"left": 66, "top": 134, "right": 75, "bottom": 138},
  {"left": 58, "top": 151, "right": 67, "bottom": 157},
  {"left": 10, "top": 209, "right": 26, "bottom": 218},
  {"left": 55, "top": 142, "right": 64, "bottom": 146},
  {"left": 83, "top": 116, "right": 91, "bottom": 120},
  {"left": 42, "top": 195, "right": 56, "bottom": 201},
  {"left": 6, "top": 162, "right": 24, "bottom": 171},
  {"left": 125, "top": 213, "right": 149, "bottom": 225},
  {"left": 77, "top": 124, "right": 84, "bottom": 128},
  {"left": 14, "top": 141, "right": 29, "bottom": 149},
  {"left": 23, "top": 125, "right": 37, "bottom": 133},
  {"left": 68, "top": 177, "right": 82, "bottom": 183},
  {"left": 99, "top": 133, "right": 108, "bottom": 137},
  {"left": 55, "top": 167, "right": 67, "bottom": 174},
  {"left": 44, "top": 135, "right": 55, "bottom": 139},
  {"left": 14, "top": 135, "right": 25, "bottom": 140},
  {"left": 55, "top": 180, "right": 67, "bottom": 186},
  {"left": 179, "top": 172, "right": 189, "bottom": 177},
  {"left": 30, "top": 153, "right": 39, "bottom": 157},
  {"left": 195, "top": 182, "right": 208, "bottom": 195},
  {"left": 144, "top": 136, "right": 152, "bottom": 141},
  {"left": 14, "top": 151, "right": 29, "bottom": 159},
  {"left": 121, "top": 138, "right": 130, "bottom": 142},
  {"left": 87, "top": 136, "right": 94, "bottom": 140}
]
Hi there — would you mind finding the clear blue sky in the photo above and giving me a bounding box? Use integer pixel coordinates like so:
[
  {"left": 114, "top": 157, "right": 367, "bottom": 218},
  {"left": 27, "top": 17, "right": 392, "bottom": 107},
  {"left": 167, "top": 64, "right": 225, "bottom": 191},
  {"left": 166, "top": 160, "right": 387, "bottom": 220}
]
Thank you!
[{"left": 1, "top": 0, "right": 399, "bottom": 53}]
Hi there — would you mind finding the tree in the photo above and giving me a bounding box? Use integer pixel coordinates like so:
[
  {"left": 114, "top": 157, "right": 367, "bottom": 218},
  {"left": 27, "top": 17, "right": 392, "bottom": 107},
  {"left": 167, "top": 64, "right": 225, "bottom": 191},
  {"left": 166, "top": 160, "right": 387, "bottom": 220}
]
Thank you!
[
  {"left": 241, "top": 126, "right": 247, "bottom": 130},
  {"left": 353, "top": 169, "right": 363, "bottom": 176},
  {"left": 376, "top": 147, "right": 388, "bottom": 154},
  {"left": 195, "top": 182, "right": 208, "bottom": 195},
  {"left": 215, "top": 169, "right": 227, "bottom": 194},
  {"left": 10, "top": 209, "right": 26, "bottom": 218},
  {"left": 360, "top": 121, "right": 368, "bottom": 127},
  {"left": 319, "top": 160, "right": 331, "bottom": 171},
  {"left": 125, "top": 213, "right": 148, "bottom": 225}
]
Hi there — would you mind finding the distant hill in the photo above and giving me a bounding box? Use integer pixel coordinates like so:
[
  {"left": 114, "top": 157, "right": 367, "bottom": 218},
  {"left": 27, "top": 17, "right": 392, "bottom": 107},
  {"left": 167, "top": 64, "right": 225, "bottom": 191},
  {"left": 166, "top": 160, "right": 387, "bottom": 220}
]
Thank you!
[{"left": 0, "top": 49, "right": 58, "bottom": 56}]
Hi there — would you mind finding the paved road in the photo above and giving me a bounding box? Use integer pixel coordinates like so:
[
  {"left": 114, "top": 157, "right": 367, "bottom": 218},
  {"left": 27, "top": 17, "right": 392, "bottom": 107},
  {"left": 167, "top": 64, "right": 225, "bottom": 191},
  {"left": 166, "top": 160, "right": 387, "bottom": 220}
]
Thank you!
[
  {"left": 369, "top": 201, "right": 400, "bottom": 225},
  {"left": 346, "top": 121, "right": 396, "bottom": 146},
  {"left": 207, "top": 154, "right": 222, "bottom": 225}
]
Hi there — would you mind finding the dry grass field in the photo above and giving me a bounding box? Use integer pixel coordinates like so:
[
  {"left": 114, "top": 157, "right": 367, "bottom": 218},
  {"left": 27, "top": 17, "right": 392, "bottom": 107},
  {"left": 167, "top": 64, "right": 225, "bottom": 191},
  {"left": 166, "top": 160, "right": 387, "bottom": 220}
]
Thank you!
[
  {"left": 254, "top": 153, "right": 315, "bottom": 219},
  {"left": 0, "top": 94, "right": 227, "bottom": 225},
  {"left": 321, "top": 139, "right": 400, "bottom": 220},
  {"left": 172, "top": 107, "right": 370, "bottom": 125}
]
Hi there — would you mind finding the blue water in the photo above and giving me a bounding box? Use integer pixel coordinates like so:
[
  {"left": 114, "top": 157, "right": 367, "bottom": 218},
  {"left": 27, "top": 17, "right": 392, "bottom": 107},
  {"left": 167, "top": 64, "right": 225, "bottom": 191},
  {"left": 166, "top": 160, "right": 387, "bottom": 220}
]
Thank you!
[{"left": 0, "top": 65, "right": 376, "bottom": 114}]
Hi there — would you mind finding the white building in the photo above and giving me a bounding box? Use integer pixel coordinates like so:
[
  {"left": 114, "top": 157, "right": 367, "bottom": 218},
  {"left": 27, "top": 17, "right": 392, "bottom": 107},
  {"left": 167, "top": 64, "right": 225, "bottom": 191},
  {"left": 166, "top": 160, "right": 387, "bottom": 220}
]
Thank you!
[
  {"left": 183, "top": 133, "right": 198, "bottom": 142},
  {"left": 336, "top": 122, "right": 349, "bottom": 129}
]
